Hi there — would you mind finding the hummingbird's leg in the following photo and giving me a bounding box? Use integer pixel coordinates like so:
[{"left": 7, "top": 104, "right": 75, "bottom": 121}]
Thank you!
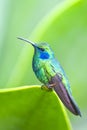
[
  {"left": 47, "top": 83, "right": 56, "bottom": 90},
  {"left": 41, "top": 84, "right": 52, "bottom": 91},
  {"left": 41, "top": 83, "right": 56, "bottom": 92}
]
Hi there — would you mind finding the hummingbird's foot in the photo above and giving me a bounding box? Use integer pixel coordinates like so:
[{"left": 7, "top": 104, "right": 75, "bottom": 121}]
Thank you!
[
  {"left": 41, "top": 85, "right": 52, "bottom": 91},
  {"left": 48, "top": 83, "right": 56, "bottom": 88}
]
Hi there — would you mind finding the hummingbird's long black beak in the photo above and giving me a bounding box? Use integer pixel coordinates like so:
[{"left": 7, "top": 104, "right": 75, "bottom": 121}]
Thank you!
[{"left": 17, "top": 37, "right": 37, "bottom": 47}]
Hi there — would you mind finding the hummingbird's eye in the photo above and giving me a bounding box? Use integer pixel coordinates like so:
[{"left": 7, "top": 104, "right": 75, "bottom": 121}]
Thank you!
[{"left": 40, "top": 48, "right": 45, "bottom": 51}]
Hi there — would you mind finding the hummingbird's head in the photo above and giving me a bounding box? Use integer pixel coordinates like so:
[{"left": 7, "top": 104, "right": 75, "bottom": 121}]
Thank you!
[
  {"left": 17, "top": 37, "right": 54, "bottom": 59},
  {"left": 35, "top": 42, "right": 54, "bottom": 59}
]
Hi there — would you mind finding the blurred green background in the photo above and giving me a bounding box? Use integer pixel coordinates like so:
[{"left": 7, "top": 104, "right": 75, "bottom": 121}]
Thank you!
[{"left": 0, "top": 0, "right": 87, "bottom": 130}]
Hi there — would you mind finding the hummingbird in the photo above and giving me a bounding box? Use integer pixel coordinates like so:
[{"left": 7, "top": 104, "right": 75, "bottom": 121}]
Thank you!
[{"left": 18, "top": 37, "right": 81, "bottom": 116}]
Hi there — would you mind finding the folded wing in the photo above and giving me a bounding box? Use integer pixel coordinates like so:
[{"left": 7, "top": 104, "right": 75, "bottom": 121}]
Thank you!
[{"left": 49, "top": 74, "right": 81, "bottom": 116}]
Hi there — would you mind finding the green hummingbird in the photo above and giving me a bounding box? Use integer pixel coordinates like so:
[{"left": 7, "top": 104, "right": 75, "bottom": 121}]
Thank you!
[{"left": 18, "top": 37, "right": 81, "bottom": 116}]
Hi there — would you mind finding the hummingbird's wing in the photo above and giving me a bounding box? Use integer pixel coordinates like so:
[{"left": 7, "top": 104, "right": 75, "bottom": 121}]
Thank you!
[
  {"left": 50, "top": 74, "right": 81, "bottom": 116},
  {"left": 46, "top": 59, "right": 81, "bottom": 116}
]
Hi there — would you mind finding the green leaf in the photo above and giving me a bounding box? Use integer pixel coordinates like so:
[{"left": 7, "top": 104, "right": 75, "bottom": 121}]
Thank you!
[{"left": 0, "top": 86, "right": 71, "bottom": 130}]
